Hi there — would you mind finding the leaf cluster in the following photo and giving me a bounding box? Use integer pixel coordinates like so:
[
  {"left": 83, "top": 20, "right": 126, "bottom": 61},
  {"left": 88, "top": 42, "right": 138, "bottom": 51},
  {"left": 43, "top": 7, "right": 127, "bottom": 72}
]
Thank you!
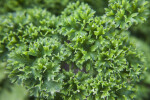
[{"left": 0, "top": 1, "right": 147, "bottom": 99}]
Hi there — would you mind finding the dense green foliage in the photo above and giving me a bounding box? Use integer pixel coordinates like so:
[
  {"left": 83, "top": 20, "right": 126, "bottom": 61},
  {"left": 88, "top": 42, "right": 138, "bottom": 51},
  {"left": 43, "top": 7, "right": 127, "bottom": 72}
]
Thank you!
[
  {"left": 0, "top": 0, "right": 150, "bottom": 100},
  {"left": 0, "top": 0, "right": 108, "bottom": 15}
]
